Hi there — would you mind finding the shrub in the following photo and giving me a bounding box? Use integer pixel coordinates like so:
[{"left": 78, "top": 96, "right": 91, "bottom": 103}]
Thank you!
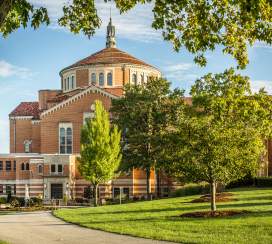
[
  {"left": 255, "top": 177, "right": 272, "bottom": 187},
  {"left": 29, "top": 197, "right": 43, "bottom": 207},
  {"left": 226, "top": 174, "right": 254, "bottom": 188},
  {"left": 170, "top": 183, "right": 210, "bottom": 197},
  {"left": 10, "top": 198, "right": 20, "bottom": 208},
  {"left": 0, "top": 197, "right": 7, "bottom": 204}
]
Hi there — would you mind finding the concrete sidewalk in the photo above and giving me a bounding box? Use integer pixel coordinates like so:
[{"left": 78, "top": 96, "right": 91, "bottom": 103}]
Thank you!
[{"left": 0, "top": 211, "right": 172, "bottom": 244}]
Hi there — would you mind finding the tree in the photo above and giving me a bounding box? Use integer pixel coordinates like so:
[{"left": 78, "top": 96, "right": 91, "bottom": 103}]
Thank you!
[
  {"left": 166, "top": 69, "right": 272, "bottom": 211},
  {"left": 1, "top": 0, "right": 271, "bottom": 68},
  {"left": 111, "top": 78, "right": 185, "bottom": 199},
  {"left": 78, "top": 100, "right": 122, "bottom": 206}
]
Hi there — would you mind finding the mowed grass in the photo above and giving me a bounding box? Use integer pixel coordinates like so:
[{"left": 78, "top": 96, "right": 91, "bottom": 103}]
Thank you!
[{"left": 54, "top": 188, "right": 272, "bottom": 244}]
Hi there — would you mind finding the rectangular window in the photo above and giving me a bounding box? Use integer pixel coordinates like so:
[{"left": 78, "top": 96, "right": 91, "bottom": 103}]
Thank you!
[
  {"left": 6, "top": 161, "right": 11, "bottom": 171},
  {"left": 13, "top": 161, "right": 16, "bottom": 171},
  {"left": 123, "top": 188, "right": 130, "bottom": 198},
  {"left": 59, "top": 123, "right": 73, "bottom": 154},
  {"left": 6, "top": 185, "right": 11, "bottom": 194},
  {"left": 0, "top": 161, "right": 2, "bottom": 171},
  {"left": 113, "top": 188, "right": 120, "bottom": 198},
  {"left": 58, "top": 164, "right": 63, "bottom": 173},
  {"left": 14, "top": 184, "right": 16, "bottom": 194},
  {"left": 0, "top": 185, "right": 3, "bottom": 194},
  {"left": 51, "top": 164, "right": 56, "bottom": 173}
]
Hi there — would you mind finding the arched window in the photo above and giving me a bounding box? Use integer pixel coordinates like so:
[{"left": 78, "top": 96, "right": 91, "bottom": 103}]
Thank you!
[
  {"left": 21, "top": 163, "right": 25, "bottom": 171},
  {"left": 91, "top": 73, "right": 96, "bottom": 85},
  {"left": 25, "top": 163, "right": 29, "bottom": 171},
  {"left": 24, "top": 140, "right": 31, "bottom": 153},
  {"left": 71, "top": 75, "right": 75, "bottom": 89},
  {"left": 141, "top": 74, "right": 144, "bottom": 84},
  {"left": 38, "top": 164, "right": 43, "bottom": 174},
  {"left": 132, "top": 74, "right": 137, "bottom": 85},
  {"left": 107, "top": 72, "right": 113, "bottom": 86},
  {"left": 99, "top": 73, "right": 104, "bottom": 86},
  {"left": 67, "top": 77, "right": 70, "bottom": 90}
]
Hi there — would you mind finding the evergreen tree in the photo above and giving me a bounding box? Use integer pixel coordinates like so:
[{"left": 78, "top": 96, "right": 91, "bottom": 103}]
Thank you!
[{"left": 78, "top": 100, "right": 122, "bottom": 206}]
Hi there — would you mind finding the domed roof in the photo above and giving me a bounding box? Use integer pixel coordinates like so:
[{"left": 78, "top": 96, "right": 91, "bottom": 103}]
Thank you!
[{"left": 61, "top": 47, "right": 157, "bottom": 73}]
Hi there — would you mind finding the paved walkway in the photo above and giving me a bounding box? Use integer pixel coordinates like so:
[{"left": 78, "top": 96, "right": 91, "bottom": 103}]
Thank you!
[{"left": 0, "top": 211, "right": 171, "bottom": 244}]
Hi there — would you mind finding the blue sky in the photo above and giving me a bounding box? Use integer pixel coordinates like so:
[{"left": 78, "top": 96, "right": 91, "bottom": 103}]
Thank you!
[{"left": 0, "top": 1, "right": 271, "bottom": 153}]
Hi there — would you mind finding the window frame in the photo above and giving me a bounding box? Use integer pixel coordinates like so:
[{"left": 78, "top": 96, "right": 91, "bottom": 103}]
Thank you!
[
  {"left": 51, "top": 164, "right": 56, "bottom": 173},
  {"left": 5, "top": 161, "right": 11, "bottom": 171},
  {"left": 59, "top": 123, "right": 73, "bottom": 154},
  {"left": 91, "top": 73, "right": 96, "bottom": 85},
  {"left": 107, "top": 72, "right": 113, "bottom": 86},
  {"left": 38, "top": 164, "right": 43, "bottom": 175},
  {"left": 99, "top": 72, "right": 104, "bottom": 86},
  {"left": 24, "top": 140, "right": 31, "bottom": 153},
  {"left": 58, "top": 164, "right": 63, "bottom": 173},
  {"left": 25, "top": 163, "right": 29, "bottom": 171},
  {"left": 0, "top": 161, "right": 3, "bottom": 171},
  {"left": 132, "top": 73, "right": 137, "bottom": 85}
]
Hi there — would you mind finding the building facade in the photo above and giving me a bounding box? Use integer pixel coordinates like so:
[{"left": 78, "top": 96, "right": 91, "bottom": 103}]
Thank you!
[{"left": 0, "top": 19, "right": 171, "bottom": 202}]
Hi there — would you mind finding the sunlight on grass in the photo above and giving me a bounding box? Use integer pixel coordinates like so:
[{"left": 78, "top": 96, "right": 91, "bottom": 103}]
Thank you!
[{"left": 54, "top": 188, "right": 272, "bottom": 244}]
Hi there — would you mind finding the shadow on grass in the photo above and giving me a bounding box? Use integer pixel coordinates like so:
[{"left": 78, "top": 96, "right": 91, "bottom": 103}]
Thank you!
[{"left": 67, "top": 210, "right": 272, "bottom": 226}]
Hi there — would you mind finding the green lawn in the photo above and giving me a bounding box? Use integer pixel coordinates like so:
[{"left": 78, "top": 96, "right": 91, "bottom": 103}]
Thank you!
[
  {"left": 54, "top": 188, "right": 272, "bottom": 244},
  {"left": 0, "top": 241, "right": 9, "bottom": 244}
]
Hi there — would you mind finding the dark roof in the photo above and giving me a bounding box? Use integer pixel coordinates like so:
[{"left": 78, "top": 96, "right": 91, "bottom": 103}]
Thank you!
[
  {"left": 61, "top": 47, "right": 157, "bottom": 72},
  {"left": 9, "top": 102, "right": 40, "bottom": 119}
]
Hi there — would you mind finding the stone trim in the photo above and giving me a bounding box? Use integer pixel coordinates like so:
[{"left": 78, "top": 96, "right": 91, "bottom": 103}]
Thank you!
[
  {"left": 60, "top": 63, "right": 161, "bottom": 76},
  {"left": 9, "top": 116, "right": 33, "bottom": 120},
  {"left": 41, "top": 85, "right": 118, "bottom": 118}
]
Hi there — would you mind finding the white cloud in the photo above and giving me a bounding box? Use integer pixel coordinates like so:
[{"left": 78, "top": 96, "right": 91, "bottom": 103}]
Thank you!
[
  {"left": 251, "top": 80, "right": 272, "bottom": 94},
  {"left": 164, "top": 63, "right": 193, "bottom": 72},
  {"left": 0, "top": 60, "right": 33, "bottom": 79},
  {"left": 162, "top": 62, "right": 199, "bottom": 82},
  {"left": 0, "top": 119, "right": 9, "bottom": 153},
  {"left": 28, "top": 0, "right": 161, "bottom": 42}
]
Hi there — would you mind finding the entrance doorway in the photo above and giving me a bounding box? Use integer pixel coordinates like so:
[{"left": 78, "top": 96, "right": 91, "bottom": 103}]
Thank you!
[{"left": 51, "top": 183, "right": 63, "bottom": 199}]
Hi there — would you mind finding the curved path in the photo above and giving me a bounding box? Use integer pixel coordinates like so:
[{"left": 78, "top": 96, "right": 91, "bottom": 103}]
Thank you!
[{"left": 0, "top": 211, "right": 171, "bottom": 244}]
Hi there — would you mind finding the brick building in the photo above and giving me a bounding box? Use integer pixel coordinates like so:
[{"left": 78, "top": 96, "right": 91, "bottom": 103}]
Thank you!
[{"left": 0, "top": 18, "right": 172, "bottom": 201}]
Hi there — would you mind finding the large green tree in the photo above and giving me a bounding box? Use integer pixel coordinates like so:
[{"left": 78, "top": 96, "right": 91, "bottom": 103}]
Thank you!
[
  {"left": 111, "top": 78, "right": 185, "bottom": 199},
  {"left": 78, "top": 100, "right": 122, "bottom": 206},
  {"left": 166, "top": 69, "right": 272, "bottom": 211},
  {"left": 1, "top": 0, "right": 271, "bottom": 68}
]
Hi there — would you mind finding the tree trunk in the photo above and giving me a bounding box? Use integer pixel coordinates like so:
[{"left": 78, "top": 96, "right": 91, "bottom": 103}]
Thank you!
[
  {"left": 93, "top": 184, "right": 99, "bottom": 207},
  {"left": 0, "top": 0, "right": 13, "bottom": 28},
  {"left": 146, "top": 167, "right": 151, "bottom": 200},
  {"left": 210, "top": 181, "right": 216, "bottom": 212}
]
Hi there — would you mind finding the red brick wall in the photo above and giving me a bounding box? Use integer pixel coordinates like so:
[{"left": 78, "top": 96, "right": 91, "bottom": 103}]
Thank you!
[
  {"left": 40, "top": 91, "right": 112, "bottom": 154},
  {"left": 31, "top": 123, "right": 41, "bottom": 153},
  {"left": 39, "top": 90, "right": 61, "bottom": 110},
  {"left": 10, "top": 119, "right": 32, "bottom": 153},
  {"left": 76, "top": 69, "right": 89, "bottom": 88}
]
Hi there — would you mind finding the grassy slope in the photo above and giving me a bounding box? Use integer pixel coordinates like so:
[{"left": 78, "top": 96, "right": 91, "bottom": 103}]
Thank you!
[{"left": 54, "top": 188, "right": 272, "bottom": 244}]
